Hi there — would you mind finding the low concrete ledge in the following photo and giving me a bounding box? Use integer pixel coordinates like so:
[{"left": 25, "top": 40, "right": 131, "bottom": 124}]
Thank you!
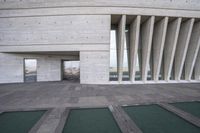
[
  {"left": 29, "top": 109, "right": 53, "bottom": 133},
  {"left": 158, "top": 103, "right": 200, "bottom": 128},
  {"left": 109, "top": 105, "right": 142, "bottom": 133},
  {"left": 54, "top": 108, "right": 70, "bottom": 133}
]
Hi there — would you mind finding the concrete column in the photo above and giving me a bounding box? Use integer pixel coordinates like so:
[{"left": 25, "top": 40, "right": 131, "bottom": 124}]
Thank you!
[
  {"left": 164, "top": 18, "right": 182, "bottom": 81},
  {"left": 174, "top": 18, "right": 194, "bottom": 80},
  {"left": 152, "top": 17, "right": 168, "bottom": 81},
  {"left": 117, "top": 15, "right": 126, "bottom": 82},
  {"left": 141, "top": 16, "right": 155, "bottom": 81},
  {"left": 185, "top": 21, "right": 200, "bottom": 80},
  {"left": 195, "top": 50, "right": 200, "bottom": 80},
  {"left": 129, "top": 16, "right": 141, "bottom": 82}
]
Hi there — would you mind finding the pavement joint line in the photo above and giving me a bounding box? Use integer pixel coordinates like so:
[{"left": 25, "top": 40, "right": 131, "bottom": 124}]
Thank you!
[
  {"left": 118, "top": 99, "right": 200, "bottom": 107},
  {"left": 0, "top": 91, "right": 16, "bottom": 98},
  {"left": 54, "top": 108, "right": 70, "bottom": 133},
  {"left": 109, "top": 105, "right": 143, "bottom": 133},
  {"left": 29, "top": 108, "right": 53, "bottom": 133},
  {"left": 158, "top": 103, "right": 200, "bottom": 128},
  {"left": 0, "top": 107, "right": 52, "bottom": 113}
]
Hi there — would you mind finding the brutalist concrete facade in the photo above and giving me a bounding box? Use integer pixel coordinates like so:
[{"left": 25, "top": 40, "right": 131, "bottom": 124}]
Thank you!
[{"left": 0, "top": 0, "right": 200, "bottom": 84}]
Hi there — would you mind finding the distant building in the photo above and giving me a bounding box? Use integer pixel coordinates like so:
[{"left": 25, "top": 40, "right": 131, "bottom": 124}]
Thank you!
[{"left": 0, "top": 0, "right": 200, "bottom": 84}]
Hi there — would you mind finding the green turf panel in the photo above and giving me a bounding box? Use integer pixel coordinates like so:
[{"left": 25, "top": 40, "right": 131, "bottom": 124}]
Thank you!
[
  {"left": 171, "top": 101, "right": 200, "bottom": 118},
  {"left": 0, "top": 110, "right": 46, "bottom": 133},
  {"left": 123, "top": 104, "right": 200, "bottom": 133},
  {"left": 62, "top": 108, "right": 121, "bottom": 133}
]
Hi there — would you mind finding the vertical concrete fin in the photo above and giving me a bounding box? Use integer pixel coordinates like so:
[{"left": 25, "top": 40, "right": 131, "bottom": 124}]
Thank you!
[
  {"left": 174, "top": 18, "right": 195, "bottom": 80},
  {"left": 185, "top": 21, "right": 200, "bottom": 80},
  {"left": 141, "top": 16, "right": 155, "bottom": 81},
  {"left": 164, "top": 18, "right": 182, "bottom": 81},
  {"left": 117, "top": 15, "right": 126, "bottom": 82},
  {"left": 152, "top": 17, "right": 168, "bottom": 81},
  {"left": 195, "top": 50, "right": 200, "bottom": 80},
  {"left": 129, "top": 16, "right": 141, "bottom": 82}
]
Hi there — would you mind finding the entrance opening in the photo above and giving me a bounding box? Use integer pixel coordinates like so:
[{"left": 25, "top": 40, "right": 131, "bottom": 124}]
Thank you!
[
  {"left": 62, "top": 60, "right": 80, "bottom": 82},
  {"left": 24, "top": 59, "right": 37, "bottom": 82}
]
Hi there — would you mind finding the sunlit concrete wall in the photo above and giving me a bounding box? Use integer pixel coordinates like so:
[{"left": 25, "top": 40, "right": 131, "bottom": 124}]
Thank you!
[
  {"left": 0, "top": 53, "right": 79, "bottom": 83},
  {"left": 0, "top": 0, "right": 200, "bottom": 84}
]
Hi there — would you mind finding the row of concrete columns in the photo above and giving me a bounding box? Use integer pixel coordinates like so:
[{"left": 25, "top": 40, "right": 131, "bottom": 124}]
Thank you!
[{"left": 115, "top": 15, "right": 200, "bottom": 82}]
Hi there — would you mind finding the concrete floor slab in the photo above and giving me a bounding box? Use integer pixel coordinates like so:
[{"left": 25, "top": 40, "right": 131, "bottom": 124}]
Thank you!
[{"left": 0, "top": 82, "right": 199, "bottom": 110}]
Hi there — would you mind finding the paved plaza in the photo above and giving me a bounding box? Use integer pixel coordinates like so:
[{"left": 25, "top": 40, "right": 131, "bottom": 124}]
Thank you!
[
  {"left": 0, "top": 82, "right": 200, "bottom": 133},
  {"left": 0, "top": 82, "right": 200, "bottom": 110}
]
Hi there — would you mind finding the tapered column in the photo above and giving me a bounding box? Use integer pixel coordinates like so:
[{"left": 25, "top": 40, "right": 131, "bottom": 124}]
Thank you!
[
  {"left": 185, "top": 21, "right": 200, "bottom": 80},
  {"left": 129, "top": 16, "right": 141, "bottom": 82},
  {"left": 164, "top": 18, "right": 182, "bottom": 81},
  {"left": 195, "top": 50, "right": 200, "bottom": 80},
  {"left": 117, "top": 15, "right": 126, "bottom": 82},
  {"left": 141, "top": 16, "right": 155, "bottom": 81},
  {"left": 174, "top": 18, "right": 194, "bottom": 80},
  {"left": 152, "top": 17, "right": 168, "bottom": 81}
]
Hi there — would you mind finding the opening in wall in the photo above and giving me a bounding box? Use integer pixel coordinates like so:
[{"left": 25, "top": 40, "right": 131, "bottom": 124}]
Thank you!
[
  {"left": 147, "top": 45, "right": 153, "bottom": 80},
  {"left": 122, "top": 26, "right": 130, "bottom": 81},
  {"left": 135, "top": 32, "right": 142, "bottom": 81},
  {"left": 181, "top": 63, "right": 185, "bottom": 80},
  {"left": 62, "top": 60, "right": 80, "bottom": 82},
  {"left": 191, "top": 68, "right": 195, "bottom": 80},
  {"left": 170, "top": 61, "right": 175, "bottom": 80},
  {"left": 159, "top": 55, "right": 164, "bottom": 80},
  {"left": 109, "top": 25, "right": 118, "bottom": 81},
  {"left": 24, "top": 59, "right": 37, "bottom": 83}
]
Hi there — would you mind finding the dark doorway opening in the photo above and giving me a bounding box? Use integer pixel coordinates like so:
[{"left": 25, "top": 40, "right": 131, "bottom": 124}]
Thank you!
[
  {"left": 62, "top": 60, "right": 80, "bottom": 82},
  {"left": 24, "top": 59, "right": 37, "bottom": 82}
]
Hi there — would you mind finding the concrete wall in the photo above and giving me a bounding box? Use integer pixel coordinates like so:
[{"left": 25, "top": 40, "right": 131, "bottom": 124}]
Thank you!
[
  {"left": 0, "top": 15, "right": 110, "bottom": 52},
  {"left": 80, "top": 51, "right": 109, "bottom": 84},
  {"left": 0, "top": 0, "right": 200, "bottom": 84},
  {"left": 37, "top": 57, "right": 61, "bottom": 82},
  {"left": 0, "top": 53, "right": 24, "bottom": 83},
  {"left": 0, "top": 53, "right": 79, "bottom": 83},
  {"left": 0, "top": 14, "right": 110, "bottom": 84},
  {"left": 0, "top": 52, "right": 109, "bottom": 84}
]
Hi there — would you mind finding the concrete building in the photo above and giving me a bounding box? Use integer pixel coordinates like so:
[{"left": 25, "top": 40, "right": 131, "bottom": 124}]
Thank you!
[{"left": 0, "top": 0, "right": 200, "bottom": 84}]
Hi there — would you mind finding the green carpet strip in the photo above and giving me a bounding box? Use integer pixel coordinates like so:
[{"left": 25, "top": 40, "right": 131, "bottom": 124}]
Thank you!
[
  {"left": 0, "top": 110, "right": 46, "bottom": 133},
  {"left": 123, "top": 104, "right": 200, "bottom": 133},
  {"left": 171, "top": 101, "right": 200, "bottom": 118},
  {"left": 62, "top": 108, "right": 121, "bottom": 133}
]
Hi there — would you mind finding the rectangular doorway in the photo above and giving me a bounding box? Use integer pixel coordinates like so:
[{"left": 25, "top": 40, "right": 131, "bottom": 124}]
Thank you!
[
  {"left": 24, "top": 59, "right": 37, "bottom": 82},
  {"left": 62, "top": 60, "right": 80, "bottom": 82}
]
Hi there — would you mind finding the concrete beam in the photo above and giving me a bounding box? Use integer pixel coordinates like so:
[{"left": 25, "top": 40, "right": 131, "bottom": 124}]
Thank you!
[
  {"left": 164, "top": 18, "right": 182, "bottom": 81},
  {"left": 0, "top": 0, "right": 200, "bottom": 11},
  {"left": 1, "top": 7, "right": 200, "bottom": 19},
  {"left": 141, "top": 16, "right": 155, "bottom": 81},
  {"left": 0, "top": 44, "right": 109, "bottom": 52},
  {"left": 174, "top": 18, "right": 194, "bottom": 80},
  {"left": 185, "top": 21, "right": 200, "bottom": 80},
  {"left": 152, "top": 17, "right": 168, "bottom": 81},
  {"left": 129, "top": 16, "right": 141, "bottom": 82},
  {"left": 117, "top": 15, "right": 126, "bottom": 82}
]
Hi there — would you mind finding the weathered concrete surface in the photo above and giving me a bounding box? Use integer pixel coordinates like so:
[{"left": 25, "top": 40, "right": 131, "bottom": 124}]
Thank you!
[
  {"left": 109, "top": 105, "right": 142, "bottom": 133},
  {"left": 0, "top": 82, "right": 199, "bottom": 110},
  {"left": 0, "top": 82, "right": 200, "bottom": 133},
  {"left": 35, "top": 108, "right": 67, "bottom": 133},
  {"left": 159, "top": 103, "right": 200, "bottom": 128}
]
